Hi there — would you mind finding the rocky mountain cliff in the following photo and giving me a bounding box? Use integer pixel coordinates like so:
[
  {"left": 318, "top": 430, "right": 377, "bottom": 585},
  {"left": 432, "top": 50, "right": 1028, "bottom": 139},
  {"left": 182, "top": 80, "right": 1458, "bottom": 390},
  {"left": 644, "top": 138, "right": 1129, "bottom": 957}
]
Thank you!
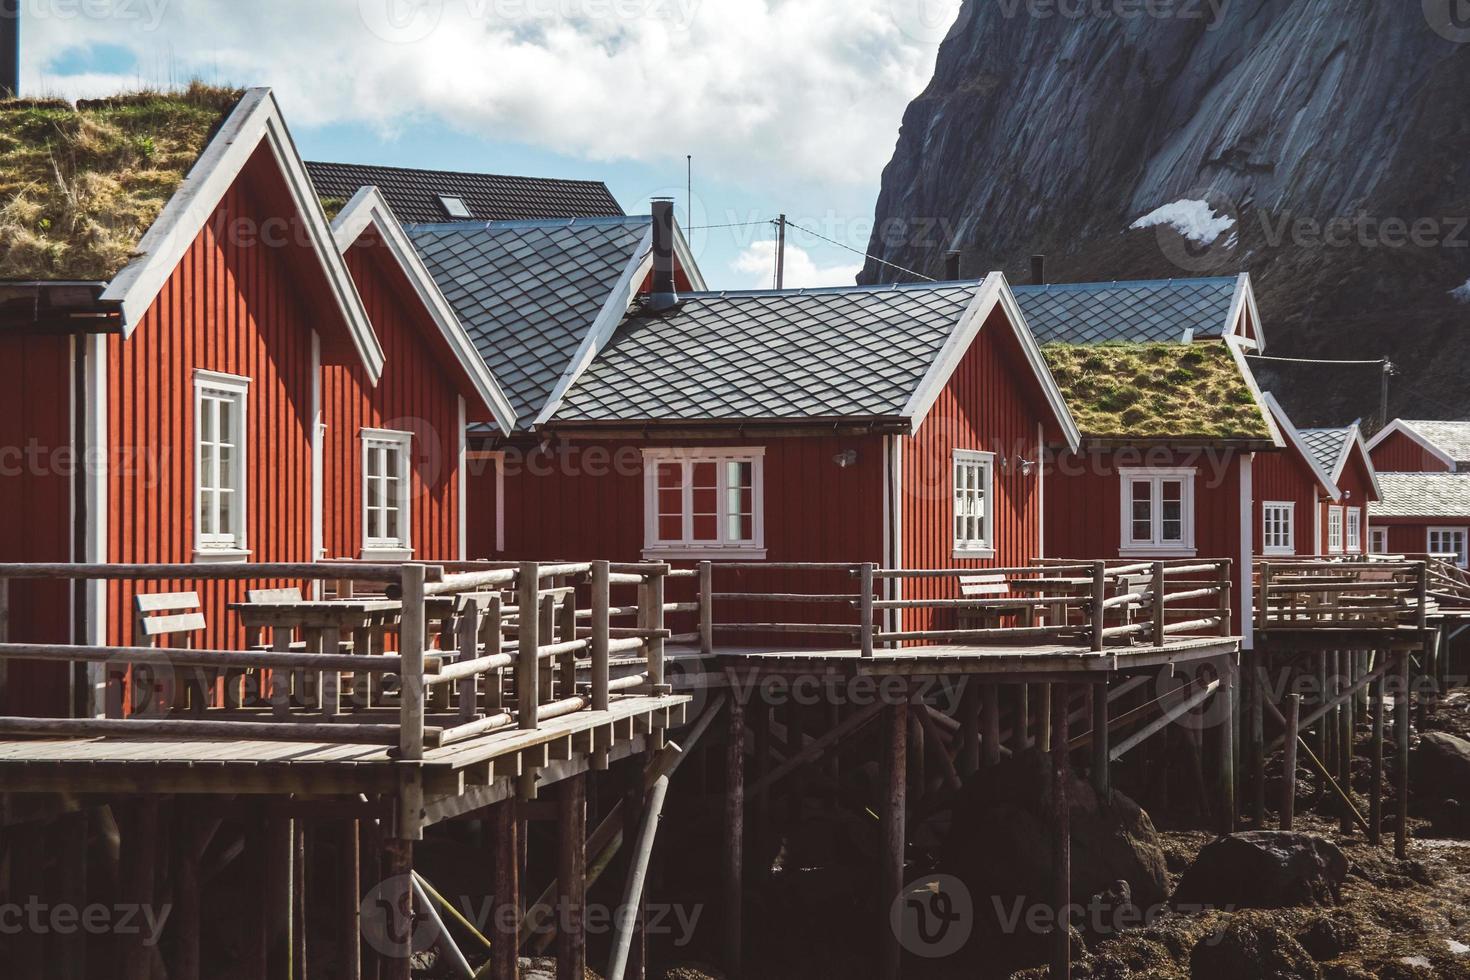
[{"left": 862, "top": 0, "right": 1470, "bottom": 426}]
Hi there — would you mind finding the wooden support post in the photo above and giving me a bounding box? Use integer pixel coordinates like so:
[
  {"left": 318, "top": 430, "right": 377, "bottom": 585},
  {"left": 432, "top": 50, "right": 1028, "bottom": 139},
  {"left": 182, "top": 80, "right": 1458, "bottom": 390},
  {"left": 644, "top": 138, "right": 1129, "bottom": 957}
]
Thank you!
[
  {"left": 1090, "top": 561, "right": 1107, "bottom": 653},
  {"left": 1051, "top": 683, "right": 1072, "bottom": 980},
  {"left": 120, "top": 802, "right": 161, "bottom": 980},
  {"left": 1040, "top": 683, "right": 1053, "bottom": 752},
  {"left": 1218, "top": 658, "right": 1236, "bottom": 836},
  {"left": 592, "top": 562, "right": 611, "bottom": 713},
  {"left": 1218, "top": 559, "right": 1233, "bottom": 638},
  {"left": 519, "top": 562, "right": 540, "bottom": 732},
  {"left": 294, "top": 822, "right": 309, "bottom": 980},
  {"left": 648, "top": 568, "right": 667, "bottom": 692},
  {"left": 1151, "top": 562, "right": 1167, "bottom": 647},
  {"left": 1252, "top": 658, "right": 1267, "bottom": 827},
  {"left": 1338, "top": 652, "right": 1355, "bottom": 835},
  {"left": 1316, "top": 652, "right": 1329, "bottom": 805},
  {"left": 752, "top": 700, "right": 770, "bottom": 867},
  {"left": 880, "top": 692, "right": 909, "bottom": 980},
  {"left": 382, "top": 839, "right": 413, "bottom": 980},
  {"left": 959, "top": 680, "right": 980, "bottom": 777},
  {"left": 1282, "top": 695, "right": 1300, "bottom": 831},
  {"left": 489, "top": 799, "right": 520, "bottom": 980},
  {"left": 699, "top": 561, "right": 714, "bottom": 656},
  {"left": 1396, "top": 650, "right": 1411, "bottom": 860},
  {"left": 264, "top": 813, "right": 294, "bottom": 980},
  {"left": 10, "top": 821, "right": 45, "bottom": 977},
  {"left": 1370, "top": 668, "right": 1385, "bottom": 846},
  {"left": 557, "top": 773, "right": 588, "bottom": 980},
  {"left": 1016, "top": 683, "right": 1031, "bottom": 751},
  {"left": 860, "top": 562, "right": 876, "bottom": 658},
  {"left": 622, "top": 755, "right": 648, "bottom": 980},
  {"left": 1091, "top": 679, "right": 1109, "bottom": 798},
  {"left": 55, "top": 810, "right": 88, "bottom": 980},
  {"left": 724, "top": 694, "right": 745, "bottom": 978},
  {"left": 341, "top": 818, "right": 362, "bottom": 980},
  {"left": 982, "top": 683, "right": 1002, "bottom": 769},
  {"left": 172, "top": 801, "right": 202, "bottom": 980}
]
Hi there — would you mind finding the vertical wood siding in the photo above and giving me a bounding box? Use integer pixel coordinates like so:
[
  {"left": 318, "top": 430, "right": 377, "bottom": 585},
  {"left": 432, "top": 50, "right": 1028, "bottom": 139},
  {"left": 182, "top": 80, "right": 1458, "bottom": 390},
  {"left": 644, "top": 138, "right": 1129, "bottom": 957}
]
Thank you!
[
  {"left": 1373, "top": 518, "right": 1469, "bottom": 557},
  {"left": 899, "top": 312, "right": 1046, "bottom": 633},
  {"left": 105, "top": 178, "right": 318, "bottom": 649},
  {"left": 321, "top": 241, "right": 462, "bottom": 562},
  {"left": 0, "top": 334, "right": 75, "bottom": 714},
  {"left": 1252, "top": 446, "right": 1320, "bottom": 556},
  {"left": 1319, "top": 443, "right": 1377, "bottom": 555},
  {"left": 1370, "top": 430, "right": 1451, "bottom": 473}
]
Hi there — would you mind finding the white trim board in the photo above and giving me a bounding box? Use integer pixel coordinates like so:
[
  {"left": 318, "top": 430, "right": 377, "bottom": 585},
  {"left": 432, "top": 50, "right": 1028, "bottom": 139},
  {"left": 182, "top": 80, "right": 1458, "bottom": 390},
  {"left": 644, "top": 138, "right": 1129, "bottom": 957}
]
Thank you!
[
  {"left": 1261, "top": 391, "right": 1341, "bottom": 500},
  {"left": 1365, "top": 420, "right": 1459, "bottom": 472},
  {"left": 1224, "top": 273, "right": 1264, "bottom": 352},
  {"left": 332, "top": 186, "right": 516, "bottom": 433},
  {"left": 99, "top": 88, "right": 385, "bottom": 381},
  {"left": 1225, "top": 335, "right": 1285, "bottom": 449},
  {"left": 902, "top": 272, "right": 1082, "bottom": 453}
]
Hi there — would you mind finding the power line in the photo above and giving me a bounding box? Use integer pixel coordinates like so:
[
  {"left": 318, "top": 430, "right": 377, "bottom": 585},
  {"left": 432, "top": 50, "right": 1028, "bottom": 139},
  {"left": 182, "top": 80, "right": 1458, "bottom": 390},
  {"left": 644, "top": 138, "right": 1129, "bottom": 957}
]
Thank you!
[
  {"left": 685, "top": 219, "right": 774, "bottom": 232},
  {"left": 1247, "top": 354, "right": 1389, "bottom": 367},
  {"left": 781, "top": 219, "right": 938, "bottom": 283}
]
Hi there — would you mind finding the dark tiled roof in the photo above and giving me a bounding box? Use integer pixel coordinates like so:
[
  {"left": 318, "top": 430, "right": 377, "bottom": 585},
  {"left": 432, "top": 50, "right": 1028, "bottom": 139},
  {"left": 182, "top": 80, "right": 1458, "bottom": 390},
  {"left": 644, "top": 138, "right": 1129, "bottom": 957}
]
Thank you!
[
  {"left": 307, "top": 161, "right": 623, "bottom": 223},
  {"left": 1373, "top": 473, "right": 1470, "bottom": 518},
  {"left": 554, "top": 282, "right": 980, "bottom": 423},
  {"left": 1399, "top": 421, "right": 1470, "bottom": 464},
  {"left": 409, "top": 217, "right": 649, "bottom": 428},
  {"left": 1299, "top": 427, "right": 1353, "bottom": 485},
  {"left": 1013, "top": 277, "right": 1239, "bottom": 345}
]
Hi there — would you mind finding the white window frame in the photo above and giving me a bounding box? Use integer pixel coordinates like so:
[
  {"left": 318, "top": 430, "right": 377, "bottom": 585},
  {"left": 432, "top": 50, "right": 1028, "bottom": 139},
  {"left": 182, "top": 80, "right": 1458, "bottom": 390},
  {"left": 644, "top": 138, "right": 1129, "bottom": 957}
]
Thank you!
[
  {"left": 1369, "top": 527, "right": 1389, "bottom": 555},
  {"left": 193, "top": 370, "right": 250, "bottom": 562},
  {"left": 1345, "top": 507, "right": 1362, "bottom": 554},
  {"left": 1428, "top": 527, "right": 1470, "bottom": 569},
  {"left": 360, "top": 428, "right": 414, "bottom": 561},
  {"left": 1261, "top": 501, "right": 1295, "bottom": 556},
  {"left": 642, "top": 448, "right": 766, "bottom": 559},
  {"left": 952, "top": 450, "right": 996, "bottom": 559},
  {"left": 1327, "top": 506, "right": 1344, "bottom": 554},
  {"left": 1119, "top": 467, "right": 1197, "bottom": 557}
]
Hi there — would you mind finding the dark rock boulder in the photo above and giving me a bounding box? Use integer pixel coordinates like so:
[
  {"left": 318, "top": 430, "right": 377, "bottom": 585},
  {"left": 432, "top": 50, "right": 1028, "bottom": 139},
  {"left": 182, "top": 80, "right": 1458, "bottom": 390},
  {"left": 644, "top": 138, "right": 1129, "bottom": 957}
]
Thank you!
[
  {"left": 1191, "top": 921, "right": 1320, "bottom": 980},
  {"left": 1172, "top": 832, "right": 1348, "bottom": 910},
  {"left": 1296, "top": 914, "right": 1362, "bottom": 962},
  {"left": 1410, "top": 732, "right": 1470, "bottom": 803}
]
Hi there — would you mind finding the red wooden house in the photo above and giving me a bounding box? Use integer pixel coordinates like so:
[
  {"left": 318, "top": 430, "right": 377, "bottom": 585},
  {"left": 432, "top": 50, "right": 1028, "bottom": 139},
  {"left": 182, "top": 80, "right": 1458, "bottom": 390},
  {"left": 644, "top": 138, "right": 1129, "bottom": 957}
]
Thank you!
[
  {"left": 1370, "top": 473, "right": 1470, "bottom": 566},
  {"left": 1367, "top": 419, "right": 1470, "bottom": 473},
  {"left": 1253, "top": 392, "right": 1345, "bottom": 559},
  {"left": 1296, "top": 424, "right": 1380, "bottom": 556}
]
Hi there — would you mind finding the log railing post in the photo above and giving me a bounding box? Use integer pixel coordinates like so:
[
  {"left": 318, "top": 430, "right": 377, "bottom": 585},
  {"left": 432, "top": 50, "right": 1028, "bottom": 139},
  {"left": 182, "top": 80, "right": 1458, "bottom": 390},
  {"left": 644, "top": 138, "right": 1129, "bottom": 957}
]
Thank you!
[
  {"left": 1257, "top": 562, "right": 1272, "bottom": 630},
  {"left": 1218, "top": 559, "right": 1233, "bottom": 637},
  {"left": 398, "top": 564, "right": 427, "bottom": 762},
  {"left": 592, "top": 561, "right": 611, "bottom": 713},
  {"left": 649, "top": 566, "right": 667, "bottom": 693},
  {"left": 1090, "top": 561, "right": 1107, "bottom": 652},
  {"left": 1151, "top": 562, "right": 1167, "bottom": 648},
  {"left": 859, "top": 563, "right": 875, "bottom": 658},
  {"left": 699, "top": 561, "right": 715, "bottom": 656},
  {"left": 519, "top": 562, "right": 540, "bottom": 731}
]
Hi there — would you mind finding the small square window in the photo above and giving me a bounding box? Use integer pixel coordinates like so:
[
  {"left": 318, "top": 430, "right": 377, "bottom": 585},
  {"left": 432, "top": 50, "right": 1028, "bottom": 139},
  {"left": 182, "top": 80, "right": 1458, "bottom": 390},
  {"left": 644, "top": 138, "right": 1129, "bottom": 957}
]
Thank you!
[
  {"left": 643, "top": 449, "right": 765, "bottom": 558},
  {"left": 1262, "top": 502, "right": 1294, "bottom": 556},
  {"left": 361, "top": 428, "right": 414, "bottom": 559},
  {"left": 438, "top": 195, "right": 472, "bottom": 219}
]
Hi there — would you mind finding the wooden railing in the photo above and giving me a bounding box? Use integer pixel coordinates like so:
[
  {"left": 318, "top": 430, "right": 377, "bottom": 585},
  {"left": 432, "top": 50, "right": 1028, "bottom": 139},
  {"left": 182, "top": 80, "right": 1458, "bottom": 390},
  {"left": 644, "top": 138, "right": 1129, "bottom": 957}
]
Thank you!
[
  {"left": 0, "top": 560, "right": 675, "bottom": 755},
  {"left": 689, "top": 558, "right": 1234, "bottom": 657},
  {"left": 1254, "top": 559, "right": 1429, "bottom": 630}
]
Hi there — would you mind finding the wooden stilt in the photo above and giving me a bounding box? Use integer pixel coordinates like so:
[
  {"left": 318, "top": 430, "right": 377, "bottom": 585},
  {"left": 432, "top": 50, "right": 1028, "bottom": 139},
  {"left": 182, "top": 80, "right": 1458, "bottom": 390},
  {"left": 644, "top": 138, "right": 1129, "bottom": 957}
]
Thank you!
[
  {"left": 11, "top": 821, "right": 46, "bottom": 978},
  {"left": 1339, "top": 654, "right": 1355, "bottom": 835},
  {"left": 489, "top": 798, "right": 520, "bottom": 980},
  {"left": 1016, "top": 683, "right": 1031, "bottom": 752},
  {"left": 120, "top": 798, "right": 160, "bottom": 980},
  {"left": 265, "top": 813, "right": 293, "bottom": 980},
  {"left": 623, "top": 754, "right": 648, "bottom": 980},
  {"left": 1251, "top": 659, "right": 1266, "bottom": 827},
  {"left": 1396, "top": 650, "right": 1411, "bottom": 860},
  {"left": 1090, "top": 680, "right": 1109, "bottom": 798},
  {"left": 1218, "top": 659, "right": 1236, "bottom": 835},
  {"left": 1281, "top": 693, "right": 1300, "bottom": 830},
  {"left": 1051, "top": 683, "right": 1072, "bottom": 980},
  {"left": 55, "top": 810, "right": 88, "bottom": 980},
  {"left": 724, "top": 695, "right": 745, "bottom": 978},
  {"left": 880, "top": 693, "right": 909, "bottom": 980},
  {"left": 959, "top": 680, "right": 980, "bottom": 776},
  {"left": 826, "top": 698, "right": 842, "bottom": 807},
  {"left": 172, "top": 800, "right": 202, "bottom": 980},
  {"left": 752, "top": 701, "right": 769, "bottom": 869},
  {"left": 556, "top": 773, "right": 588, "bottom": 980},
  {"left": 381, "top": 839, "right": 413, "bottom": 980},
  {"left": 909, "top": 709, "right": 926, "bottom": 799},
  {"left": 1316, "top": 652, "right": 1329, "bottom": 805},
  {"left": 295, "top": 822, "right": 309, "bottom": 980},
  {"left": 362, "top": 814, "right": 384, "bottom": 980},
  {"left": 983, "top": 683, "right": 1002, "bottom": 769},
  {"left": 1370, "top": 668, "right": 1385, "bottom": 846},
  {"left": 1039, "top": 683, "right": 1053, "bottom": 753},
  {"left": 341, "top": 818, "right": 363, "bottom": 980}
]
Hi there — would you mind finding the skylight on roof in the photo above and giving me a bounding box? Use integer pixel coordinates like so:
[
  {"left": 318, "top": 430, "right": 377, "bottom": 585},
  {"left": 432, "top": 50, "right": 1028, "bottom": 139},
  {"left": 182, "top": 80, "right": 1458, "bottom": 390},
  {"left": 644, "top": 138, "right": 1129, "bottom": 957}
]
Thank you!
[{"left": 438, "top": 195, "right": 472, "bottom": 219}]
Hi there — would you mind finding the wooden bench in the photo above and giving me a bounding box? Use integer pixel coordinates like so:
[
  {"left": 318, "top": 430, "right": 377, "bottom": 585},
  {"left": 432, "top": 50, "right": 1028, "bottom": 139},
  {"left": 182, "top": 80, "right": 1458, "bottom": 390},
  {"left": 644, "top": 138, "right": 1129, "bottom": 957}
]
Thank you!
[
  {"left": 957, "top": 574, "right": 1035, "bottom": 635},
  {"left": 120, "top": 591, "right": 207, "bottom": 717}
]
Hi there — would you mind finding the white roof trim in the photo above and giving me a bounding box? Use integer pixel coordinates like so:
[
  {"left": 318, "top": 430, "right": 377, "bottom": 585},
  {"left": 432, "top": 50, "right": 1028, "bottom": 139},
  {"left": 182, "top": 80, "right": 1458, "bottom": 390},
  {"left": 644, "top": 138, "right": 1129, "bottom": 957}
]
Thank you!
[
  {"left": 1224, "top": 273, "right": 1264, "bottom": 352},
  {"left": 1262, "top": 391, "right": 1341, "bottom": 500},
  {"left": 901, "top": 272, "right": 1082, "bottom": 452},
  {"left": 332, "top": 186, "right": 517, "bottom": 433},
  {"left": 1334, "top": 424, "right": 1383, "bottom": 501},
  {"left": 1365, "top": 419, "right": 1459, "bottom": 470},
  {"left": 1225, "top": 334, "right": 1286, "bottom": 448},
  {"left": 535, "top": 219, "right": 706, "bottom": 429},
  {"left": 99, "top": 88, "right": 385, "bottom": 381}
]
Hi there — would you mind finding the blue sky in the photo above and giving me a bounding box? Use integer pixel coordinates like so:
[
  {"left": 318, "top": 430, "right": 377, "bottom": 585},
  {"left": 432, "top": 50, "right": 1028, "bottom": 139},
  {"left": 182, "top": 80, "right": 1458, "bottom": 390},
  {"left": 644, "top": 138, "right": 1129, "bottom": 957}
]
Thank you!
[{"left": 24, "top": 0, "right": 961, "bottom": 289}]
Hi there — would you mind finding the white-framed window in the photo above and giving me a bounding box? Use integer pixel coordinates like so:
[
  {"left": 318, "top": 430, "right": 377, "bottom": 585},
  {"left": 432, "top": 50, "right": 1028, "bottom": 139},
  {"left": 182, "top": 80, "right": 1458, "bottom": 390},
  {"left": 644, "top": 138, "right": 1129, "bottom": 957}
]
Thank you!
[
  {"left": 1346, "top": 507, "right": 1362, "bottom": 553},
  {"left": 1327, "top": 506, "right": 1344, "bottom": 553},
  {"left": 1119, "top": 468, "right": 1196, "bottom": 555},
  {"left": 953, "top": 450, "right": 995, "bottom": 558},
  {"left": 193, "top": 370, "right": 250, "bottom": 560},
  {"left": 361, "top": 428, "right": 414, "bottom": 560},
  {"left": 1369, "top": 527, "right": 1389, "bottom": 555},
  {"left": 642, "top": 448, "right": 766, "bottom": 559},
  {"left": 1428, "top": 527, "right": 1469, "bottom": 568},
  {"left": 1262, "top": 501, "right": 1295, "bottom": 556}
]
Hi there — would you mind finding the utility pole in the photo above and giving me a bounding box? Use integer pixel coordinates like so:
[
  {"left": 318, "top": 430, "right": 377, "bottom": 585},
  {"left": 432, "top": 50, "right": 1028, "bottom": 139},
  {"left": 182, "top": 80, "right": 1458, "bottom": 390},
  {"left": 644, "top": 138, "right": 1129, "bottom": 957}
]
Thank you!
[
  {"left": 775, "top": 214, "right": 787, "bottom": 290},
  {"left": 1380, "top": 357, "right": 1393, "bottom": 430}
]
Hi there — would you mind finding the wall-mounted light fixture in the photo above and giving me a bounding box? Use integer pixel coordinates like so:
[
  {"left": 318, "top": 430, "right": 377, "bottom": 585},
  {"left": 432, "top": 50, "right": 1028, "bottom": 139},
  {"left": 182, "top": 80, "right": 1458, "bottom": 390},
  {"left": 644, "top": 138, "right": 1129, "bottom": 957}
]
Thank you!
[
  {"left": 1018, "top": 458, "right": 1037, "bottom": 477},
  {"left": 833, "top": 449, "right": 859, "bottom": 469}
]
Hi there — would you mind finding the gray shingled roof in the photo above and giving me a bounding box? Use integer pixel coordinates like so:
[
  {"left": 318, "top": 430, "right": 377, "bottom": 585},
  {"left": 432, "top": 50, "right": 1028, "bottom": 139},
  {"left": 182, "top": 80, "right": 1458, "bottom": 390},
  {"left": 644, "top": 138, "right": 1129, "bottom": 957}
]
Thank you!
[
  {"left": 1373, "top": 473, "right": 1470, "bottom": 518},
  {"left": 1399, "top": 421, "right": 1470, "bottom": 464},
  {"left": 1013, "top": 277, "right": 1238, "bottom": 345},
  {"left": 409, "top": 217, "right": 649, "bottom": 428},
  {"left": 1299, "top": 427, "right": 1352, "bottom": 485},
  {"left": 554, "top": 283, "right": 981, "bottom": 423},
  {"left": 308, "top": 161, "right": 623, "bottom": 223}
]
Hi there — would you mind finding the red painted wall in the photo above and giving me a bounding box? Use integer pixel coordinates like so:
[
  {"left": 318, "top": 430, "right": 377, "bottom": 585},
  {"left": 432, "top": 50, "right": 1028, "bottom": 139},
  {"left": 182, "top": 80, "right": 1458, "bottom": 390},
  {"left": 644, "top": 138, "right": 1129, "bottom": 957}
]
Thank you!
[
  {"left": 322, "top": 237, "right": 463, "bottom": 563},
  {"left": 1370, "top": 429, "right": 1451, "bottom": 473},
  {"left": 1370, "top": 517, "right": 1470, "bottom": 560},
  {"left": 1316, "top": 443, "right": 1377, "bottom": 555},
  {"left": 1253, "top": 444, "right": 1321, "bottom": 557},
  {"left": 0, "top": 334, "right": 76, "bottom": 714}
]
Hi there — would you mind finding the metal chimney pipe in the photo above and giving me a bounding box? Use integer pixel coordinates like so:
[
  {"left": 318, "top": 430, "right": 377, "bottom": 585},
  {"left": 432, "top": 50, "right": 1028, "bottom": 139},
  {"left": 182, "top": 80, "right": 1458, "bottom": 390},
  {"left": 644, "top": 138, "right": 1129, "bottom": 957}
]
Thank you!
[
  {"left": 1031, "top": 254, "right": 1046, "bottom": 286},
  {"left": 945, "top": 250, "right": 962, "bottom": 281},
  {"left": 649, "top": 198, "right": 679, "bottom": 312},
  {"left": 0, "top": 0, "right": 18, "bottom": 99}
]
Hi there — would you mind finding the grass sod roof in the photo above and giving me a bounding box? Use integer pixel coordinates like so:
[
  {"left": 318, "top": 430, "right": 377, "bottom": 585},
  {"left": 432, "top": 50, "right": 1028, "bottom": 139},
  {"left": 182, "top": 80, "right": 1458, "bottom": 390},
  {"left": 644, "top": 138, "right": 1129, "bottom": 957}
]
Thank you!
[
  {"left": 1041, "top": 342, "right": 1272, "bottom": 442},
  {"left": 0, "top": 83, "right": 244, "bottom": 282}
]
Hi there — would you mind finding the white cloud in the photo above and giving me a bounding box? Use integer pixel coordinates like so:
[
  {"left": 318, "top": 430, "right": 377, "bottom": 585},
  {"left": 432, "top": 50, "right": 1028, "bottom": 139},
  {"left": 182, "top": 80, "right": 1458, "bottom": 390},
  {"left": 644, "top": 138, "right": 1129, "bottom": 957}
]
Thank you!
[
  {"left": 1130, "top": 199, "right": 1236, "bottom": 245},
  {"left": 24, "top": 0, "right": 957, "bottom": 190},
  {"left": 732, "top": 239, "right": 862, "bottom": 289}
]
